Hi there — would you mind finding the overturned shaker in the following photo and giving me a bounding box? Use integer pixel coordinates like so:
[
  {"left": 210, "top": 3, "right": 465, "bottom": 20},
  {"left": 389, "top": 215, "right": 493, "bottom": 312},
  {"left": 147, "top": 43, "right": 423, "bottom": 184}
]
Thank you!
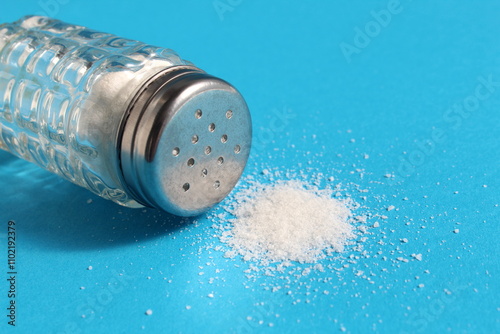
[{"left": 0, "top": 16, "right": 251, "bottom": 216}]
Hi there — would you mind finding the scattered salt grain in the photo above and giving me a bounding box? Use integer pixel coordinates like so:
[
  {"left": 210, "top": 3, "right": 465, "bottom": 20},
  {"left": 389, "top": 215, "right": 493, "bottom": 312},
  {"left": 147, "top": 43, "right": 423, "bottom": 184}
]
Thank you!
[
  {"left": 145, "top": 309, "right": 153, "bottom": 316},
  {"left": 87, "top": 266, "right": 93, "bottom": 271},
  {"left": 453, "top": 229, "right": 460, "bottom": 234},
  {"left": 411, "top": 254, "right": 423, "bottom": 261}
]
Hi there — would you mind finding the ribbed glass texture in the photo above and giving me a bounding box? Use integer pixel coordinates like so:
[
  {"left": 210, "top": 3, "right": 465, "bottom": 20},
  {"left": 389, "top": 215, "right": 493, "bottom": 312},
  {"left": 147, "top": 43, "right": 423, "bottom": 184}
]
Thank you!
[{"left": 0, "top": 16, "right": 189, "bottom": 206}]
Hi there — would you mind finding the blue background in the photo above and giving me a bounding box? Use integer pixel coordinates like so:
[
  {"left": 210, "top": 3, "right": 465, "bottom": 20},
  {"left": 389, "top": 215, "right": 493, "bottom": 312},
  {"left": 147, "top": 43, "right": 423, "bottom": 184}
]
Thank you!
[{"left": 1, "top": 0, "right": 499, "bottom": 333}]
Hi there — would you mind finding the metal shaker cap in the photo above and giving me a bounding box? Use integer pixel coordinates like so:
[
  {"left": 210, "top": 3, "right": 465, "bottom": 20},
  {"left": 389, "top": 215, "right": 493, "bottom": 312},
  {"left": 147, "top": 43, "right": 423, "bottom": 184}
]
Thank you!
[{"left": 120, "top": 66, "right": 251, "bottom": 217}]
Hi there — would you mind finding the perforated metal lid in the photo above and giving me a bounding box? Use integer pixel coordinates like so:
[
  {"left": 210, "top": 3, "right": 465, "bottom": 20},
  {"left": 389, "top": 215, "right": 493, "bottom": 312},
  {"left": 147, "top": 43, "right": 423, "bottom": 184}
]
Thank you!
[{"left": 120, "top": 66, "right": 251, "bottom": 216}]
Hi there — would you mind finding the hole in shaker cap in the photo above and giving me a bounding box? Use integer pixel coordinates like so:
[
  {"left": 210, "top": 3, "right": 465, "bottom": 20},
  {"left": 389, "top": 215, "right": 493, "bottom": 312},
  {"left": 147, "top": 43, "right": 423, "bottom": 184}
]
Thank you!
[
  {"left": 217, "top": 157, "right": 224, "bottom": 165},
  {"left": 183, "top": 183, "right": 190, "bottom": 191},
  {"left": 214, "top": 180, "right": 220, "bottom": 189},
  {"left": 209, "top": 123, "right": 216, "bottom": 132},
  {"left": 195, "top": 109, "right": 202, "bottom": 119},
  {"left": 187, "top": 158, "right": 195, "bottom": 167},
  {"left": 221, "top": 134, "right": 228, "bottom": 143},
  {"left": 191, "top": 135, "right": 199, "bottom": 144},
  {"left": 202, "top": 168, "right": 208, "bottom": 177},
  {"left": 172, "top": 147, "right": 180, "bottom": 156},
  {"left": 226, "top": 110, "right": 233, "bottom": 119},
  {"left": 205, "top": 146, "right": 212, "bottom": 155},
  {"left": 234, "top": 145, "right": 241, "bottom": 154}
]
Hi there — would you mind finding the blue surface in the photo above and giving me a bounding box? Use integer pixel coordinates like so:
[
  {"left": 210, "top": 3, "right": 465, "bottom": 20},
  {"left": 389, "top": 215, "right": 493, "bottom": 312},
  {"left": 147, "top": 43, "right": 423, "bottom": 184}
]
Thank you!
[{"left": 1, "top": 1, "right": 499, "bottom": 333}]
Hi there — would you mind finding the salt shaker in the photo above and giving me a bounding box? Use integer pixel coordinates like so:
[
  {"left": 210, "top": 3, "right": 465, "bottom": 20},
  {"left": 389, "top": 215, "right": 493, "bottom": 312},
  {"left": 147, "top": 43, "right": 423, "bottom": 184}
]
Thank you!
[{"left": 0, "top": 16, "right": 252, "bottom": 216}]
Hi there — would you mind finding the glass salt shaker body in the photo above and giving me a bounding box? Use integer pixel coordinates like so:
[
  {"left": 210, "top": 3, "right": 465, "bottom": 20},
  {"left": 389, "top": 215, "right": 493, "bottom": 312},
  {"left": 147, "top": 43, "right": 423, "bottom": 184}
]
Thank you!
[{"left": 0, "top": 16, "right": 251, "bottom": 216}]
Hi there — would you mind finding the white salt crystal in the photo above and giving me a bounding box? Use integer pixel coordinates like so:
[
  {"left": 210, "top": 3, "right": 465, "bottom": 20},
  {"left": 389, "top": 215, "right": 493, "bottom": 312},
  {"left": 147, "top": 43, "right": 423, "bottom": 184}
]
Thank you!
[
  {"left": 219, "top": 180, "right": 354, "bottom": 263},
  {"left": 411, "top": 254, "right": 422, "bottom": 261},
  {"left": 145, "top": 309, "right": 153, "bottom": 316}
]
